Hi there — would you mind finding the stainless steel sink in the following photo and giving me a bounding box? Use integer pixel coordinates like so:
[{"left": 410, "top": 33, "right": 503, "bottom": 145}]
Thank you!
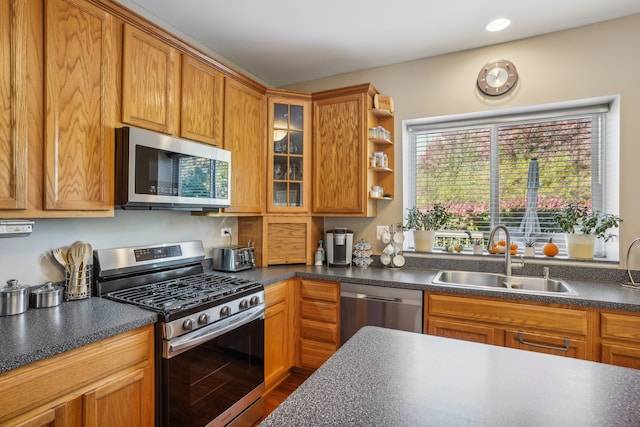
[{"left": 432, "top": 270, "right": 578, "bottom": 296}]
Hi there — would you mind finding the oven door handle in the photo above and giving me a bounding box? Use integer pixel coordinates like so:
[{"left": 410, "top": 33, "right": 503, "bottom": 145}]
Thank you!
[{"left": 164, "top": 306, "right": 264, "bottom": 358}]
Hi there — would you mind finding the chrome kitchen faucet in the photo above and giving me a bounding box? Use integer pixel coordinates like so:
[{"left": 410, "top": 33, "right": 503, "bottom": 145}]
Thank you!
[{"left": 487, "top": 224, "right": 521, "bottom": 277}]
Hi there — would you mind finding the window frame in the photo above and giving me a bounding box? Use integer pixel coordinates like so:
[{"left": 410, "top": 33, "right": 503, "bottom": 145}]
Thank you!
[{"left": 402, "top": 96, "right": 621, "bottom": 260}]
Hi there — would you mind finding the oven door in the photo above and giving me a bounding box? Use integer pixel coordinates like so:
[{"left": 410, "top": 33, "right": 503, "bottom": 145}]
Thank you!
[{"left": 162, "top": 309, "right": 264, "bottom": 427}]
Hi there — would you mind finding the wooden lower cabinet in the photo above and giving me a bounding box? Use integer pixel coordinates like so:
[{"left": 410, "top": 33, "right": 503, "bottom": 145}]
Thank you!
[
  {"left": 0, "top": 325, "right": 154, "bottom": 427},
  {"left": 425, "top": 292, "right": 591, "bottom": 360},
  {"left": 296, "top": 278, "right": 340, "bottom": 370},
  {"left": 504, "top": 329, "right": 588, "bottom": 358},
  {"left": 264, "top": 279, "right": 294, "bottom": 391},
  {"left": 428, "top": 318, "right": 499, "bottom": 345},
  {"left": 599, "top": 311, "right": 640, "bottom": 369}
]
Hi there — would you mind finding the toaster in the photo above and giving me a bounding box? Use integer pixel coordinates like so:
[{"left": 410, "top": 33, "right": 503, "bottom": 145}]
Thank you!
[{"left": 211, "top": 246, "right": 255, "bottom": 272}]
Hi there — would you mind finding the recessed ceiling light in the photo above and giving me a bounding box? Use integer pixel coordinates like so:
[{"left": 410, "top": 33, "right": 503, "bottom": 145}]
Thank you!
[{"left": 486, "top": 18, "right": 511, "bottom": 32}]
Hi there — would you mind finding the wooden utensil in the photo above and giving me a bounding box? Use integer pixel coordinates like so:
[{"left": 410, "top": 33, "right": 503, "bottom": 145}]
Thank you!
[
  {"left": 51, "top": 247, "right": 70, "bottom": 271},
  {"left": 79, "top": 242, "right": 92, "bottom": 295},
  {"left": 69, "top": 241, "right": 87, "bottom": 297}
]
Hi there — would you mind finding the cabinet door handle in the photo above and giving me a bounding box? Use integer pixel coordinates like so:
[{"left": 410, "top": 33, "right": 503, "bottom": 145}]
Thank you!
[{"left": 517, "top": 331, "right": 570, "bottom": 352}]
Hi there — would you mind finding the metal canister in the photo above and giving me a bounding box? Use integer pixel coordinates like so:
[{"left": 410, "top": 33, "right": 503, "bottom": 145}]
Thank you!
[
  {"left": 29, "top": 281, "right": 64, "bottom": 308},
  {"left": 0, "top": 279, "right": 29, "bottom": 316}
]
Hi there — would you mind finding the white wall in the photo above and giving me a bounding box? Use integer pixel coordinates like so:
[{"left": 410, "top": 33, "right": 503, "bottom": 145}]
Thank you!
[
  {"left": 0, "top": 211, "right": 237, "bottom": 286},
  {"left": 285, "top": 14, "right": 640, "bottom": 269}
]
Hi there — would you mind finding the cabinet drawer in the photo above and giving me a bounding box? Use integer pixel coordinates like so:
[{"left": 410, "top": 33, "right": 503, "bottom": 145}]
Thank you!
[
  {"left": 505, "top": 330, "right": 587, "bottom": 359},
  {"left": 428, "top": 318, "right": 500, "bottom": 345},
  {"left": 300, "top": 279, "right": 339, "bottom": 302},
  {"left": 300, "top": 318, "right": 338, "bottom": 343},
  {"left": 265, "top": 281, "right": 288, "bottom": 307},
  {"left": 601, "top": 343, "right": 640, "bottom": 369},
  {"left": 299, "top": 339, "right": 336, "bottom": 369},
  {"left": 428, "top": 294, "right": 588, "bottom": 336},
  {"left": 300, "top": 300, "right": 338, "bottom": 323},
  {"left": 600, "top": 312, "right": 640, "bottom": 342}
]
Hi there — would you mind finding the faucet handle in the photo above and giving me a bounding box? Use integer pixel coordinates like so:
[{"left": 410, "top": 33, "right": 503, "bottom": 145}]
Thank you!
[
  {"left": 512, "top": 255, "right": 524, "bottom": 270},
  {"left": 543, "top": 267, "right": 550, "bottom": 279}
]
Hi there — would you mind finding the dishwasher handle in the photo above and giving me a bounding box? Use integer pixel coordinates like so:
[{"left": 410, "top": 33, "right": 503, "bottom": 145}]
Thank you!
[{"left": 341, "top": 291, "right": 421, "bottom": 305}]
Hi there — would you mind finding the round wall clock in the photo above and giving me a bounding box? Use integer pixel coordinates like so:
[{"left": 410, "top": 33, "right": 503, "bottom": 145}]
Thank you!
[{"left": 477, "top": 60, "right": 518, "bottom": 96}]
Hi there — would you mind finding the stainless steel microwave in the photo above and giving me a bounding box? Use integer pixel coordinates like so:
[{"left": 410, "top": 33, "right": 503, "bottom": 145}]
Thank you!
[{"left": 115, "top": 127, "right": 231, "bottom": 210}]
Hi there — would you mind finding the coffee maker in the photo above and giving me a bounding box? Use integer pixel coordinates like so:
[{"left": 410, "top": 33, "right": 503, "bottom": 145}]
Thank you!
[{"left": 326, "top": 227, "right": 353, "bottom": 267}]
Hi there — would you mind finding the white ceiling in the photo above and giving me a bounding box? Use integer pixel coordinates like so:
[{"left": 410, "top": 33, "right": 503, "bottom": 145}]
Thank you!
[{"left": 117, "top": 0, "right": 640, "bottom": 87}]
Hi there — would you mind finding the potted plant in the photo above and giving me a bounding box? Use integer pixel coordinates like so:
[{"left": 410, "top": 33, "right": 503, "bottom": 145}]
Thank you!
[
  {"left": 554, "top": 203, "right": 621, "bottom": 259},
  {"left": 523, "top": 237, "right": 537, "bottom": 257},
  {"left": 403, "top": 204, "right": 449, "bottom": 252},
  {"left": 472, "top": 238, "right": 484, "bottom": 255}
]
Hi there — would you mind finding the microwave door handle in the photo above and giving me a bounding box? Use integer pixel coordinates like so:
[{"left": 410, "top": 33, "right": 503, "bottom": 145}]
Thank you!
[{"left": 164, "top": 306, "right": 264, "bottom": 358}]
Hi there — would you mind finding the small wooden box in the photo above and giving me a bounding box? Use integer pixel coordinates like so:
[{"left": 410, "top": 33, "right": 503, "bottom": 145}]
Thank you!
[{"left": 373, "top": 94, "right": 394, "bottom": 113}]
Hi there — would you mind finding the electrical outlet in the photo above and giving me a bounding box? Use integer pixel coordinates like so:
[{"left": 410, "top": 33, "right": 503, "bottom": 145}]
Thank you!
[
  {"left": 221, "top": 228, "right": 232, "bottom": 237},
  {"left": 376, "top": 225, "right": 389, "bottom": 240}
]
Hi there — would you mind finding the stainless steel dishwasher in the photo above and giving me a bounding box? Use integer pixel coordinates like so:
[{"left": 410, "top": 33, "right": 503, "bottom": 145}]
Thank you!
[{"left": 340, "top": 282, "right": 423, "bottom": 344}]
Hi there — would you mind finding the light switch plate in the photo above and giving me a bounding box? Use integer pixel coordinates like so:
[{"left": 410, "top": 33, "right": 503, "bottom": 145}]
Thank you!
[{"left": 376, "top": 225, "right": 389, "bottom": 240}]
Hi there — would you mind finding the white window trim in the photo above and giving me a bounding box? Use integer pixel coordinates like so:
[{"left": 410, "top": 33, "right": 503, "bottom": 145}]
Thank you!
[{"left": 402, "top": 95, "right": 621, "bottom": 260}]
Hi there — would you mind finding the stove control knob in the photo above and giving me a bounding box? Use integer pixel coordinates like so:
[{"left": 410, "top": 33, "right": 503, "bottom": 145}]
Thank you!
[
  {"left": 239, "top": 299, "right": 249, "bottom": 310},
  {"left": 220, "top": 306, "right": 231, "bottom": 317},
  {"left": 250, "top": 296, "right": 260, "bottom": 307},
  {"left": 198, "top": 313, "right": 210, "bottom": 325},
  {"left": 183, "top": 319, "right": 194, "bottom": 331}
]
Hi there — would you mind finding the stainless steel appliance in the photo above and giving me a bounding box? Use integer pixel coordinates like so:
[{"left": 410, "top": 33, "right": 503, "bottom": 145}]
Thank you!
[
  {"left": 94, "top": 240, "right": 264, "bottom": 427},
  {"left": 326, "top": 228, "right": 353, "bottom": 267},
  {"left": 115, "top": 126, "right": 231, "bottom": 211},
  {"left": 211, "top": 246, "right": 255, "bottom": 272},
  {"left": 340, "top": 282, "right": 422, "bottom": 344}
]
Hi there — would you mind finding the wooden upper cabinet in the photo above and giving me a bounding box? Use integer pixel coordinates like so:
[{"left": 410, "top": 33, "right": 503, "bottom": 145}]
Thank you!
[
  {"left": 223, "top": 78, "right": 266, "bottom": 213},
  {"left": 121, "top": 24, "right": 180, "bottom": 135},
  {"left": 313, "top": 85, "right": 377, "bottom": 216},
  {"left": 43, "top": 0, "right": 116, "bottom": 210},
  {"left": 266, "top": 90, "right": 311, "bottom": 213},
  {"left": 312, "top": 83, "right": 394, "bottom": 216},
  {"left": 0, "top": 0, "right": 27, "bottom": 210},
  {"left": 180, "top": 55, "right": 224, "bottom": 146}
]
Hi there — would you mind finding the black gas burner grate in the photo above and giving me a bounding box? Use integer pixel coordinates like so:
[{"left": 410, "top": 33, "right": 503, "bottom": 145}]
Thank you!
[{"left": 105, "top": 273, "right": 256, "bottom": 314}]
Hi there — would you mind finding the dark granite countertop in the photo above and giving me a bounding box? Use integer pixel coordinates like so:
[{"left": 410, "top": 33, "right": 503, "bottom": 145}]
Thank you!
[
  {"left": 3, "top": 261, "right": 640, "bottom": 376},
  {"left": 0, "top": 297, "right": 157, "bottom": 374},
  {"left": 232, "top": 264, "right": 640, "bottom": 312},
  {"left": 260, "top": 326, "right": 640, "bottom": 426}
]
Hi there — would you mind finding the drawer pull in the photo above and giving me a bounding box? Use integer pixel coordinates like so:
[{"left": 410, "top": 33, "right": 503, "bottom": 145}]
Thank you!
[{"left": 517, "top": 331, "right": 570, "bottom": 352}]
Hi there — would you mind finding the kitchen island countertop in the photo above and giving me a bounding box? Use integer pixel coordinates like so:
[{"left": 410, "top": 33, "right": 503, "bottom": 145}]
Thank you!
[{"left": 260, "top": 326, "right": 640, "bottom": 426}]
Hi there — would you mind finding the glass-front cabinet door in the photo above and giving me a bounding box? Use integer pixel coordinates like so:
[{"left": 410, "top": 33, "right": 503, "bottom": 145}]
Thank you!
[{"left": 267, "top": 91, "right": 311, "bottom": 212}]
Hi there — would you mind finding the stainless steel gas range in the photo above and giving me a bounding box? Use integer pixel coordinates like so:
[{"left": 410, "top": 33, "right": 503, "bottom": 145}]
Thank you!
[{"left": 94, "top": 240, "right": 265, "bottom": 427}]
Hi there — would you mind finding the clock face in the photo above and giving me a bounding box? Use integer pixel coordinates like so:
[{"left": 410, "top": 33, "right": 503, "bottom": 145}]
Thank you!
[{"left": 477, "top": 60, "right": 518, "bottom": 96}]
